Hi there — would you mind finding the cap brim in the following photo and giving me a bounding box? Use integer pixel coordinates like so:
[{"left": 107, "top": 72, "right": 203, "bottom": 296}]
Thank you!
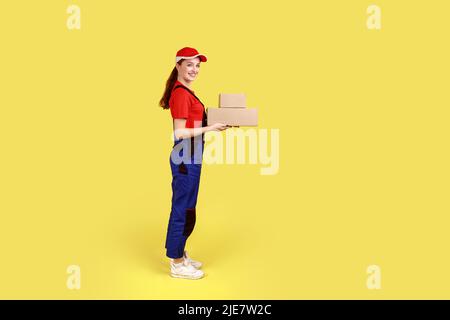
[{"left": 176, "top": 54, "right": 207, "bottom": 63}]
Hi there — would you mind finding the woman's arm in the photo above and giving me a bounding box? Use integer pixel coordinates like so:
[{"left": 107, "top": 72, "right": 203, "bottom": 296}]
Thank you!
[{"left": 173, "top": 119, "right": 229, "bottom": 140}]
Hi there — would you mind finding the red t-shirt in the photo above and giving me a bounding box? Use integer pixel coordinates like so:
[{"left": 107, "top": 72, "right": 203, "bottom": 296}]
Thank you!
[{"left": 169, "top": 81, "right": 205, "bottom": 128}]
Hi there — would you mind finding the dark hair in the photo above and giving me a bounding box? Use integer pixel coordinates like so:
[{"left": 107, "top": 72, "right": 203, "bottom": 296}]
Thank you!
[{"left": 159, "top": 60, "right": 183, "bottom": 109}]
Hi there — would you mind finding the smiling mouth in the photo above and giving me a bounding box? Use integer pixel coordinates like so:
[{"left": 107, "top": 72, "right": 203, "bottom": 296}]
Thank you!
[{"left": 189, "top": 73, "right": 196, "bottom": 77}]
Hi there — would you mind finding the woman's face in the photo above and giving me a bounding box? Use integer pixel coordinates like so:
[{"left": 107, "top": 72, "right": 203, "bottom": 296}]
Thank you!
[{"left": 176, "top": 57, "right": 201, "bottom": 82}]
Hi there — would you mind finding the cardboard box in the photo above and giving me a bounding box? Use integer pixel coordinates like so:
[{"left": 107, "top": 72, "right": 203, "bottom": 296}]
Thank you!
[
  {"left": 207, "top": 108, "right": 258, "bottom": 126},
  {"left": 219, "top": 93, "right": 247, "bottom": 108}
]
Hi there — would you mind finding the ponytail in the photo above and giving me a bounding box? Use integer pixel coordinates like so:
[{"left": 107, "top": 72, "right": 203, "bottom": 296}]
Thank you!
[{"left": 159, "top": 61, "right": 183, "bottom": 109}]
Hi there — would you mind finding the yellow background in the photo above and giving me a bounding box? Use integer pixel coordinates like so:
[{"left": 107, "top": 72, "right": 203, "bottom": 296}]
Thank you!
[{"left": 1, "top": 0, "right": 449, "bottom": 299}]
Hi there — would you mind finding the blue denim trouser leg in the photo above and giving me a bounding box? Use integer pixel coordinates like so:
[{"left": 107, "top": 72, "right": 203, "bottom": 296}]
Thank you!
[{"left": 165, "top": 138, "right": 203, "bottom": 259}]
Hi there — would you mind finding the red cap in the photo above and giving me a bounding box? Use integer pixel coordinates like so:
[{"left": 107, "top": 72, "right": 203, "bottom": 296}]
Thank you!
[{"left": 175, "top": 47, "right": 207, "bottom": 63}]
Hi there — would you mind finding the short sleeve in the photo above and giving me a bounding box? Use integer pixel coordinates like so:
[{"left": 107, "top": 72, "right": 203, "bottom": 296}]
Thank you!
[{"left": 169, "top": 89, "right": 190, "bottom": 119}]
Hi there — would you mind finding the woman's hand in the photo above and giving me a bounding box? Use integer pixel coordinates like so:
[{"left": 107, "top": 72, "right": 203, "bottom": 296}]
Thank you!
[
  {"left": 172, "top": 119, "right": 232, "bottom": 140},
  {"left": 208, "top": 123, "right": 231, "bottom": 132}
]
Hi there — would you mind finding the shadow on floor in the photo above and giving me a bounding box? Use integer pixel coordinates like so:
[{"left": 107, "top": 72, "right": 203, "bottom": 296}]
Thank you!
[{"left": 119, "top": 217, "right": 243, "bottom": 275}]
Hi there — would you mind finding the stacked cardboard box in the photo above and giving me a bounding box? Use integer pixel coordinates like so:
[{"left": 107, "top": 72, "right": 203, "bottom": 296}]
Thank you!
[{"left": 207, "top": 93, "right": 258, "bottom": 127}]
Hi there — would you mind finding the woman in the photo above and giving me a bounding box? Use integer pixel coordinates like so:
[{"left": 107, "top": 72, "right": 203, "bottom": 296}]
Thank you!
[{"left": 159, "top": 47, "right": 229, "bottom": 279}]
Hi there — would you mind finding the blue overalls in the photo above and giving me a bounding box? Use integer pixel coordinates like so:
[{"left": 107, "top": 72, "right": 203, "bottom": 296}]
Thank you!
[{"left": 165, "top": 85, "right": 207, "bottom": 259}]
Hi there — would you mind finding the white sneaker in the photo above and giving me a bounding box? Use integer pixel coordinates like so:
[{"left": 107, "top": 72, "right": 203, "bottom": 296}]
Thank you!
[
  {"left": 170, "top": 258, "right": 204, "bottom": 280},
  {"left": 184, "top": 250, "right": 203, "bottom": 269}
]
